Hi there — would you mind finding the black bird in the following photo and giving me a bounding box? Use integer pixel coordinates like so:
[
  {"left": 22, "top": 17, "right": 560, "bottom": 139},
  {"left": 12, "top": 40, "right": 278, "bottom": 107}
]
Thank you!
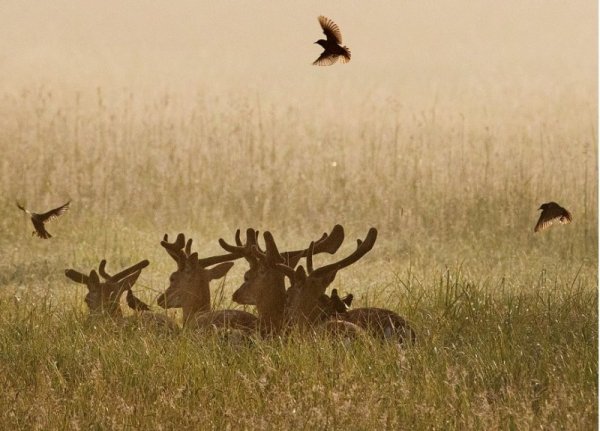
[
  {"left": 313, "top": 16, "right": 351, "bottom": 66},
  {"left": 534, "top": 202, "right": 572, "bottom": 232},
  {"left": 16, "top": 200, "right": 70, "bottom": 239}
]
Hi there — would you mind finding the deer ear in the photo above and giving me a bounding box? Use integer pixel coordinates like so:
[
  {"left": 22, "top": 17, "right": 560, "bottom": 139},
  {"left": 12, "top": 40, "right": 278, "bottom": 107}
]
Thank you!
[
  {"left": 207, "top": 262, "right": 234, "bottom": 280},
  {"left": 342, "top": 293, "right": 354, "bottom": 307},
  {"left": 126, "top": 289, "right": 151, "bottom": 311},
  {"left": 89, "top": 270, "right": 100, "bottom": 285}
]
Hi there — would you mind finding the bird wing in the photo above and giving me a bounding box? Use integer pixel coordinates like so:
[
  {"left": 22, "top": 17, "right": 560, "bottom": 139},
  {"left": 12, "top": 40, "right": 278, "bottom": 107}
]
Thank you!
[
  {"left": 32, "top": 218, "right": 51, "bottom": 238},
  {"left": 534, "top": 204, "right": 572, "bottom": 232},
  {"left": 339, "top": 46, "right": 351, "bottom": 63},
  {"left": 39, "top": 201, "right": 70, "bottom": 223},
  {"left": 318, "top": 16, "right": 343, "bottom": 44},
  {"left": 313, "top": 52, "right": 339, "bottom": 66},
  {"left": 16, "top": 202, "right": 31, "bottom": 215},
  {"left": 558, "top": 207, "right": 573, "bottom": 224}
]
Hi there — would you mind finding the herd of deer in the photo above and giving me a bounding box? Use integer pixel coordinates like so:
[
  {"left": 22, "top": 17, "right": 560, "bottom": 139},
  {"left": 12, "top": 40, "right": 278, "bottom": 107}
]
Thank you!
[{"left": 64, "top": 225, "right": 416, "bottom": 345}]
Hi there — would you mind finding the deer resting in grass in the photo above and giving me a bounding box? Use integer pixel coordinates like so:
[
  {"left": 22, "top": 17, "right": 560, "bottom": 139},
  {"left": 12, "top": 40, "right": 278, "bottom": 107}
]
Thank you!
[
  {"left": 327, "top": 288, "right": 416, "bottom": 345},
  {"left": 220, "top": 225, "right": 345, "bottom": 335},
  {"left": 156, "top": 233, "right": 258, "bottom": 333},
  {"left": 275, "top": 227, "right": 415, "bottom": 344},
  {"left": 236, "top": 227, "right": 364, "bottom": 338},
  {"left": 275, "top": 228, "right": 378, "bottom": 327},
  {"left": 64, "top": 259, "right": 179, "bottom": 331}
]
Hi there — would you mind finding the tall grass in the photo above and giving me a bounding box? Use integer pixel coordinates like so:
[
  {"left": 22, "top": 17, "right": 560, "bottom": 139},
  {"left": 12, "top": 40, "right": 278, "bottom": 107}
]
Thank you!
[{"left": 0, "top": 85, "right": 596, "bottom": 429}]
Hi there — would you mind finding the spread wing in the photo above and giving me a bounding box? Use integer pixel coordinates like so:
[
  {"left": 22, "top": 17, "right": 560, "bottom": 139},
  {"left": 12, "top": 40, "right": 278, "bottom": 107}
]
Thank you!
[
  {"left": 534, "top": 205, "right": 572, "bottom": 232},
  {"left": 313, "top": 52, "right": 339, "bottom": 66},
  {"left": 39, "top": 201, "right": 70, "bottom": 223},
  {"left": 318, "top": 16, "right": 343, "bottom": 44},
  {"left": 32, "top": 218, "right": 51, "bottom": 239}
]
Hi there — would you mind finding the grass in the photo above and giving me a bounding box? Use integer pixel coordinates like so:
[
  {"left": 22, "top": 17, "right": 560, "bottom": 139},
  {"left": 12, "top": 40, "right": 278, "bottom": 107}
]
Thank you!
[
  {"left": 0, "top": 267, "right": 595, "bottom": 429},
  {"left": 0, "top": 85, "right": 596, "bottom": 429}
]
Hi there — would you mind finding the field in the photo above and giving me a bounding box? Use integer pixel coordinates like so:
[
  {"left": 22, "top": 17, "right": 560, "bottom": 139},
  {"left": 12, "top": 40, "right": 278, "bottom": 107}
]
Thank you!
[{"left": 0, "top": 1, "right": 597, "bottom": 430}]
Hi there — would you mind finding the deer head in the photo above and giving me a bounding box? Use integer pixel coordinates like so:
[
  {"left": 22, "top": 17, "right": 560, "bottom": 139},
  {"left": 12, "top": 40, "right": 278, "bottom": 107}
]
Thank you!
[
  {"left": 223, "top": 225, "right": 345, "bottom": 335},
  {"left": 223, "top": 225, "right": 345, "bottom": 306},
  {"left": 157, "top": 233, "right": 238, "bottom": 323},
  {"left": 276, "top": 228, "right": 377, "bottom": 327},
  {"left": 319, "top": 288, "right": 354, "bottom": 317},
  {"left": 65, "top": 260, "right": 149, "bottom": 317},
  {"left": 98, "top": 259, "right": 151, "bottom": 312}
]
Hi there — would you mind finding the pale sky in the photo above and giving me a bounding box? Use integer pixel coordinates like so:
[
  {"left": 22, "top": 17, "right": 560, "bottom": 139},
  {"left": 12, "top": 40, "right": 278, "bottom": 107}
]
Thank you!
[{"left": 0, "top": 1, "right": 596, "bottom": 107}]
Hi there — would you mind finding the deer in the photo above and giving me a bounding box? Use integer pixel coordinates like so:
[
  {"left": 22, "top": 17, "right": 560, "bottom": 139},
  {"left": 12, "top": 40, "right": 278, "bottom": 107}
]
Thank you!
[
  {"left": 231, "top": 228, "right": 364, "bottom": 338},
  {"left": 327, "top": 288, "right": 417, "bottom": 345},
  {"left": 273, "top": 228, "right": 415, "bottom": 345},
  {"left": 64, "top": 259, "right": 179, "bottom": 331},
  {"left": 218, "top": 225, "right": 345, "bottom": 335},
  {"left": 274, "top": 228, "right": 378, "bottom": 328},
  {"left": 156, "top": 233, "right": 258, "bottom": 333}
]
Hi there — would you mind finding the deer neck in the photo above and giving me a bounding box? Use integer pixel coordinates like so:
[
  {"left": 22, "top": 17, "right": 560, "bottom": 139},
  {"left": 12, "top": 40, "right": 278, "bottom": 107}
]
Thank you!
[
  {"left": 256, "top": 270, "right": 287, "bottom": 334},
  {"left": 181, "top": 276, "right": 211, "bottom": 325}
]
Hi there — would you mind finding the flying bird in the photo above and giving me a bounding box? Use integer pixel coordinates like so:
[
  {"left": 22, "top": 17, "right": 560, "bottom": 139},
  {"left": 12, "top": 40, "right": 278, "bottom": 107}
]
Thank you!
[
  {"left": 313, "top": 16, "right": 351, "bottom": 66},
  {"left": 534, "top": 202, "right": 572, "bottom": 233},
  {"left": 16, "top": 200, "right": 70, "bottom": 239}
]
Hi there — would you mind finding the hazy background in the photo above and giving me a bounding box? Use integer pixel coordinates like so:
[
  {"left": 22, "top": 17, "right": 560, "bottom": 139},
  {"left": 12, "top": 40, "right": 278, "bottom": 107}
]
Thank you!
[
  {"left": 0, "top": 1, "right": 595, "bottom": 102},
  {"left": 0, "top": 3, "right": 596, "bottom": 428},
  {"left": 0, "top": 0, "right": 596, "bottom": 293}
]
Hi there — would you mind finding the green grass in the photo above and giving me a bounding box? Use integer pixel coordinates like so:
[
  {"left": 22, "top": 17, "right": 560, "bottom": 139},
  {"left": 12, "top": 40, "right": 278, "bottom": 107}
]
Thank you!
[
  {"left": 0, "top": 87, "right": 596, "bottom": 429},
  {"left": 0, "top": 267, "right": 595, "bottom": 429}
]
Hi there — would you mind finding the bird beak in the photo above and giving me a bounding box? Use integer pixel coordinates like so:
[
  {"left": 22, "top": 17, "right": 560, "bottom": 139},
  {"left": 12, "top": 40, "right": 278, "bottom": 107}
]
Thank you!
[{"left": 313, "top": 41, "right": 318, "bottom": 44}]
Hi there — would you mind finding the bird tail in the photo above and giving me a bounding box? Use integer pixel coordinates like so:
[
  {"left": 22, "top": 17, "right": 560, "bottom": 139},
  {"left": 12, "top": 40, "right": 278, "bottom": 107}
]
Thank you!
[
  {"left": 35, "top": 230, "right": 51, "bottom": 239},
  {"left": 340, "top": 46, "right": 351, "bottom": 63}
]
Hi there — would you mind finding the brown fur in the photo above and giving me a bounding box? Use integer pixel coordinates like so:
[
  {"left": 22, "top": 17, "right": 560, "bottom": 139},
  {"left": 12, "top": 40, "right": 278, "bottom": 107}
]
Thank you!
[
  {"left": 224, "top": 225, "right": 345, "bottom": 336},
  {"left": 65, "top": 259, "right": 179, "bottom": 332},
  {"left": 158, "top": 233, "right": 258, "bottom": 333}
]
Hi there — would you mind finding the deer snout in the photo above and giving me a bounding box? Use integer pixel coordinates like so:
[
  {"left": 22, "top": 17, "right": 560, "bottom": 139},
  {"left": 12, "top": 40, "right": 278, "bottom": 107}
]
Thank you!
[{"left": 232, "top": 282, "right": 255, "bottom": 305}]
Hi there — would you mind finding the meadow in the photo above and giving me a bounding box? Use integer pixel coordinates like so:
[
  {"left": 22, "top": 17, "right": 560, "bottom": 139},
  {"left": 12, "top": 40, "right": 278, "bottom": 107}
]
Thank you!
[
  {"left": 0, "top": 84, "right": 595, "bottom": 429},
  {"left": 0, "top": 1, "right": 597, "bottom": 429}
]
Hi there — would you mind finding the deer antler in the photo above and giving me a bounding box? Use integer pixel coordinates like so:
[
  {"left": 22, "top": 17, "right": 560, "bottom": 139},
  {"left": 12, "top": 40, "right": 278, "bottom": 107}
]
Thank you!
[
  {"left": 65, "top": 269, "right": 89, "bottom": 284},
  {"left": 98, "top": 260, "right": 111, "bottom": 280},
  {"left": 282, "top": 224, "right": 344, "bottom": 267},
  {"left": 306, "top": 241, "right": 315, "bottom": 274},
  {"left": 161, "top": 233, "right": 187, "bottom": 270},
  {"left": 247, "top": 225, "right": 345, "bottom": 270},
  {"left": 97, "top": 259, "right": 150, "bottom": 283},
  {"left": 197, "top": 252, "right": 244, "bottom": 268},
  {"left": 263, "top": 231, "right": 285, "bottom": 265},
  {"left": 219, "top": 228, "right": 258, "bottom": 255},
  {"left": 162, "top": 233, "right": 242, "bottom": 269},
  {"left": 97, "top": 259, "right": 152, "bottom": 310},
  {"left": 312, "top": 228, "right": 378, "bottom": 278}
]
